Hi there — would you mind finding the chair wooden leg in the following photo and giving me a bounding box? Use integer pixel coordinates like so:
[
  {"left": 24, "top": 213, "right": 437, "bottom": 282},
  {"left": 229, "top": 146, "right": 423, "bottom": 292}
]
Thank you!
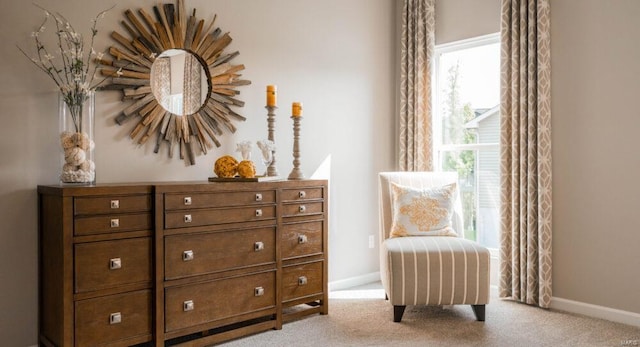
[
  {"left": 471, "top": 305, "right": 485, "bottom": 321},
  {"left": 393, "top": 305, "right": 406, "bottom": 322}
]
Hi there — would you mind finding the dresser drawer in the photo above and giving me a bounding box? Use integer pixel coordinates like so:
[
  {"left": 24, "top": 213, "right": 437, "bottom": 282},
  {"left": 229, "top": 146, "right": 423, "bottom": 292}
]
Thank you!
[
  {"left": 75, "top": 289, "right": 152, "bottom": 347},
  {"left": 74, "top": 213, "right": 152, "bottom": 236},
  {"left": 165, "top": 190, "right": 275, "bottom": 210},
  {"left": 282, "top": 261, "right": 324, "bottom": 303},
  {"left": 165, "top": 205, "right": 276, "bottom": 229},
  {"left": 75, "top": 238, "right": 152, "bottom": 293},
  {"left": 165, "top": 271, "right": 276, "bottom": 332},
  {"left": 281, "top": 187, "right": 324, "bottom": 202},
  {"left": 75, "top": 195, "right": 151, "bottom": 215},
  {"left": 165, "top": 227, "right": 276, "bottom": 280},
  {"left": 282, "top": 202, "right": 323, "bottom": 217},
  {"left": 282, "top": 221, "right": 324, "bottom": 259}
]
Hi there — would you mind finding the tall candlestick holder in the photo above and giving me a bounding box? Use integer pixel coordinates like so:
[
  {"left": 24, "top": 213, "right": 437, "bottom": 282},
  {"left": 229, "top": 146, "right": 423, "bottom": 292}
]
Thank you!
[
  {"left": 265, "top": 106, "right": 279, "bottom": 176},
  {"left": 288, "top": 116, "right": 305, "bottom": 180}
]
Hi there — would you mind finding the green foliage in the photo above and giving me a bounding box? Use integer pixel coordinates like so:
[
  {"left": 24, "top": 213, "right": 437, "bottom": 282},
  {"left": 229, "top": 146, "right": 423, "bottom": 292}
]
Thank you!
[{"left": 441, "top": 62, "right": 477, "bottom": 239}]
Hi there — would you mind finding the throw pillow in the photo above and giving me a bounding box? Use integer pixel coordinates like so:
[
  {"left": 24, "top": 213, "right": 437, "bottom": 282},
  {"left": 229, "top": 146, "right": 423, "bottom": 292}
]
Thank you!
[{"left": 389, "top": 181, "right": 458, "bottom": 238}]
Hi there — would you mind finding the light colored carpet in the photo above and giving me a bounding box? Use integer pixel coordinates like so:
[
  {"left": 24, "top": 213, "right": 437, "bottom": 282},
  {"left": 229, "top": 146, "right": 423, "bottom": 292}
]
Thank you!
[{"left": 220, "top": 283, "right": 640, "bottom": 347}]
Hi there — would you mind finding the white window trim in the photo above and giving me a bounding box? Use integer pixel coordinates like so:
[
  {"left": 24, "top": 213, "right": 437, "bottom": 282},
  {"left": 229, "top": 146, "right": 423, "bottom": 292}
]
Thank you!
[
  {"left": 438, "top": 143, "right": 499, "bottom": 152},
  {"left": 431, "top": 32, "right": 500, "bottom": 171},
  {"left": 432, "top": 32, "right": 500, "bottom": 168},
  {"left": 432, "top": 33, "right": 501, "bottom": 253},
  {"left": 435, "top": 32, "right": 500, "bottom": 54}
]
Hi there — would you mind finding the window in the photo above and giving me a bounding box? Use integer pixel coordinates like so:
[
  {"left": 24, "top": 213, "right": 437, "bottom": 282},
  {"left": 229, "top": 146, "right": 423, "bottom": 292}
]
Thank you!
[{"left": 433, "top": 34, "right": 500, "bottom": 249}]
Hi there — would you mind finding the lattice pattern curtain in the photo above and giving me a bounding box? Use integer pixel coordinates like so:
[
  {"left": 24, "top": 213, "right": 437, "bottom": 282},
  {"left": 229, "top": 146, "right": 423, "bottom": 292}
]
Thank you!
[
  {"left": 183, "top": 53, "right": 202, "bottom": 115},
  {"left": 399, "top": 0, "right": 435, "bottom": 171},
  {"left": 152, "top": 57, "right": 171, "bottom": 109},
  {"left": 499, "top": 0, "right": 552, "bottom": 308}
]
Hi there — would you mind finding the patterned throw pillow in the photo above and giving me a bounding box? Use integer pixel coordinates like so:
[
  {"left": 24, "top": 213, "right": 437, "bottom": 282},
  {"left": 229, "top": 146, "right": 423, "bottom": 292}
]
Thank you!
[{"left": 389, "top": 181, "right": 458, "bottom": 238}]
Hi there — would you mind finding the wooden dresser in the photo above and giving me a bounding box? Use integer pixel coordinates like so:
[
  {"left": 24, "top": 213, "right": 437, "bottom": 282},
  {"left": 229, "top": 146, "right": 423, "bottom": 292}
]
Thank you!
[{"left": 38, "top": 179, "right": 328, "bottom": 347}]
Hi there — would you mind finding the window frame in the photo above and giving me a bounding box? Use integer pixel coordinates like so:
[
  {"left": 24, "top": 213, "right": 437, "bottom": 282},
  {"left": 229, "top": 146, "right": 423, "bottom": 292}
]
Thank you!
[
  {"left": 432, "top": 32, "right": 500, "bottom": 166},
  {"left": 432, "top": 33, "right": 501, "bottom": 254}
]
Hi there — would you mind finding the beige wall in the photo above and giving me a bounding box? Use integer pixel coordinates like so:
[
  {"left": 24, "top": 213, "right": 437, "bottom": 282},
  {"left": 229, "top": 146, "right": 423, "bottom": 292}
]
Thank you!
[
  {"left": 551, "top": 0, "right": 640, "bottom": 314},
  {"left": 435, "top": 0, "right": 501, "bottom": 45},
  {"left": 0, "top": 0, "right": 395, "bottom": 344},
  {"left": 3, "top": 0, "right": 639, "bottom": 345}
]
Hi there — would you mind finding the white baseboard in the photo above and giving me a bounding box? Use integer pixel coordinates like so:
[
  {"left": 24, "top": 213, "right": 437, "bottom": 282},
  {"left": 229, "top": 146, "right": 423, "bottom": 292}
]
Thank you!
[
  {"left": 329, "top": 271, "right": 381, "bottom": 291},
  {"left": 551, "top": 296, "right": 640, "bottom": 328}
]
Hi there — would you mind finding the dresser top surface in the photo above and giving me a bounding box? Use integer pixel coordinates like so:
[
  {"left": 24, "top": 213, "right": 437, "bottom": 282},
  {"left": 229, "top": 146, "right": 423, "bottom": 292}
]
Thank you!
[{"left": 38, "top": 179, "right": 328, "bottom": 196}]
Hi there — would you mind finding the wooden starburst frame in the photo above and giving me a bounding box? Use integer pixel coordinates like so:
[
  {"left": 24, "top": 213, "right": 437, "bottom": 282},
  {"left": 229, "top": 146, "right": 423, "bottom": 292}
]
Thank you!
[{"left": 98, "top": 0, "right": 250, "bottom": 165}]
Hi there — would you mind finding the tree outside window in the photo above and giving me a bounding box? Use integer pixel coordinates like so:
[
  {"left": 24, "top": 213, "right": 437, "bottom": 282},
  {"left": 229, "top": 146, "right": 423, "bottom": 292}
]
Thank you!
[{"left": 434, "top": 34, "right": 500, "bottom": 248}]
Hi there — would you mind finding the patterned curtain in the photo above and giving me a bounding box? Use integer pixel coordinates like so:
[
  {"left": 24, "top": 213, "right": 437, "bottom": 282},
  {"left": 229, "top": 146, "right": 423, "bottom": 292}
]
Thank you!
[
  {"left": 499, "top": 0, "right": 552, "bottom": 308},
  {"left": 152, "top": 57, "right": 171, "bottom": 110},
  {"left": 399, "top": 0, "right": 435, "bottom": 171},
  {"left": 182, "top": 53, "right": 202, "bottom": 115}
]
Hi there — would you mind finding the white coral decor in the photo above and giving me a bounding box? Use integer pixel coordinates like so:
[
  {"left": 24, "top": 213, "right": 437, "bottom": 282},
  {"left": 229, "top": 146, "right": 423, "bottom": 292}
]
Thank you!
[{"left": 60, "top": 131, "right": 95, "bottom": 183}]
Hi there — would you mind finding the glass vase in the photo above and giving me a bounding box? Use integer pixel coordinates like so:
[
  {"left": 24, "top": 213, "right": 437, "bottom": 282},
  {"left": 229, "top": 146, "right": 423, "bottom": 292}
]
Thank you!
[{"left": 59, "top": 92, "right": 95, "bottom": 184}]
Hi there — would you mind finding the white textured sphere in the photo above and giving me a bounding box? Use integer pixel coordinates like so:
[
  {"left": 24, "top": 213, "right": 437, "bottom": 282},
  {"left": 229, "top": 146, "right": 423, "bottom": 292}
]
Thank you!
[
  {"left": 72, "top": 132, "right": 91, "bottom": 150},
  {"left": 62, "top": 163, "right": 76, "bottom": 172},
  {"left": 60, "top": 132, "right": 75, "bottom": 149},
  {"left": 65, "top": 147, "right": 86, "bottom": 166},
  {"left": 79, "top": 160, "right": 95, "bottom": 172}
]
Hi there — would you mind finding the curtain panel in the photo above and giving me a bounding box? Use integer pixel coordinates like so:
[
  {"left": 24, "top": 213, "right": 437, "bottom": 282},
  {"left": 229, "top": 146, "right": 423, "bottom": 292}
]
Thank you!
[
  {"left": 499, "top": 0, "right": 552, "bottom": 308},
  {"left": 399, "top": 0, "right": 435, "bottom": 171},
  {"left": 183, "top": 53, "right": 202, "bottom": 114},
  {"left": 152, "top": 58, "right": 171, "bottom": 110}
]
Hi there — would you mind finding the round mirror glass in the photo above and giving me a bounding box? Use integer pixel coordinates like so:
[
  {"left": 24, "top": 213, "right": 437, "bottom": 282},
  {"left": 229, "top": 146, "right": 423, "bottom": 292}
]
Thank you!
[{"left": 150, "top": 49, "right": 210, "bottom": 116}]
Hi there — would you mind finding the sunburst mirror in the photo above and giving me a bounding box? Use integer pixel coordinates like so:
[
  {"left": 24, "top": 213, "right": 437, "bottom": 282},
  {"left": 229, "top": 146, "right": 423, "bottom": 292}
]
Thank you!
[{"left": 98, "top": 0, "right": 250, "bottom": 165}]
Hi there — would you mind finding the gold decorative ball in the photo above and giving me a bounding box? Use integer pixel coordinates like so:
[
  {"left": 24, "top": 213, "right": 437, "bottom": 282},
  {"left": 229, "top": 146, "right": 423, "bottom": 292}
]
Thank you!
[
  {"left": 237, "top": 160, "right": 256, "bottom": 178},
  {"left": 214, "top": 155, "right": 238, "bottom": 178}
]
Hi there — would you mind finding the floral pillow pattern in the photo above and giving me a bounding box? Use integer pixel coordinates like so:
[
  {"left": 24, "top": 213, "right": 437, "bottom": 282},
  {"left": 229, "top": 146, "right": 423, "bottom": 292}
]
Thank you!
[{"left": 389, "top": 182, "right": 458, "bottom": 238}]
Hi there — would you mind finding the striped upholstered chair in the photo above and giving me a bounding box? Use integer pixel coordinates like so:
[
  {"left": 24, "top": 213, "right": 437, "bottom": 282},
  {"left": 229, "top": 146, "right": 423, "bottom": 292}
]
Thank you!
[{"left": 378, "top": 172, "right": 490, "bottom": 322}]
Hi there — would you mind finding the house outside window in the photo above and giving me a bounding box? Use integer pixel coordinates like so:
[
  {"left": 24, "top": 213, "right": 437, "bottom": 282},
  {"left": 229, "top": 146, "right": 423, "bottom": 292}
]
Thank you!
[{"left": 433, "top": 33, "right": 500, "bottom": 250}]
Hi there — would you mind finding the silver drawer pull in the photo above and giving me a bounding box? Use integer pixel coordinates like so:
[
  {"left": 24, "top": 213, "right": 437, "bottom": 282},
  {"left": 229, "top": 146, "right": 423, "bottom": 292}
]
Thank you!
[
  {"left": 109, "top": 312, "right": 122, "bottom": 325},
  {"left": 255, "top": 209, "right": 263, "bottom": 217},
  {"left": 182, "top": 250, "right": 194, "bottom": 261},
  {"left": 110, "top": 200, "right": 120, "bottom": 209},
  {"left": 109, "top": 258, "right": 122, "bottom": 270},
  {"left": 184, "top": 214, "right": 192, "bottom": 223},
  {"left": 298, "top": 234, "right": 308, "bottom": 244},
  {"left": 299, "top": 205, "right": 306, "bottom": 213},
  {"left": 254, "top": 241, "right": 265, "bottom": 252},
  {"left": 299, "top": 191, "right": 306, "bottom": 198},
  {"left": 255, "top": 193, "right": 263, "bottom": 202},
  {"left": 184, "top": 196, "right": 192, "bottom": 205},
  {"left": 183, "top": 300, "right": 194, "bottom": 312},
  {"left": 110, "top": 219, "right": 120, "bottom": 228},
  {"left": 255, "top": 286, "right": 265, "bottom": 297},
  {"left": 298, "top": 276, "right": 308, "bottom": 286}
]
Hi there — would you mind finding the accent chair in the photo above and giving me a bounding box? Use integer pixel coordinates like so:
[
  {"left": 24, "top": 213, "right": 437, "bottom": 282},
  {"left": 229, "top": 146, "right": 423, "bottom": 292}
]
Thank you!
[{"left": 378, "top": 171, "right": 490, "bottom": 322}]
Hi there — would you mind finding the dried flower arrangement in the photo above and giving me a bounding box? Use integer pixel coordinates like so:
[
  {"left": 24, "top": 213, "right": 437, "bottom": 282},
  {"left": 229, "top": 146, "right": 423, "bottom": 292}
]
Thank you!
[{"left": 18, "top": 5, "right": 114, "bottom": 132}]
